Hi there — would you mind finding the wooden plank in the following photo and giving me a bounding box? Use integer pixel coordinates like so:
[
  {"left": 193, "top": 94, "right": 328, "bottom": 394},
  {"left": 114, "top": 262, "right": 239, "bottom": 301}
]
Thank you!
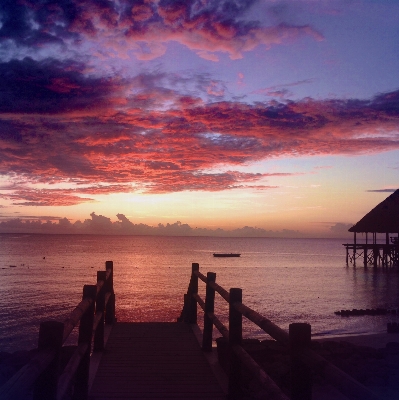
[{"left": 89, "top": 322, "right": 226, "bottom": 399}]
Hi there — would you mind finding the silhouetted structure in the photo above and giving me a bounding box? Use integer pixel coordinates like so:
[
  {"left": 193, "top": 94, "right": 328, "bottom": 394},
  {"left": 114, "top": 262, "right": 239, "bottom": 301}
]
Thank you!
[
  {"left": 344, "top": 189, "right": 399, "bottom": 267},
  {"left": 1, "top": 262, "right": 383, "bottom": 400}
]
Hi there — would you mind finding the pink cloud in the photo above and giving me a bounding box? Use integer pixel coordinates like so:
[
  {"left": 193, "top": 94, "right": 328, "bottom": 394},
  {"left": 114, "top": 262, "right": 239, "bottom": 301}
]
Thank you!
[
  {"left": 0, "top": 189, "right": 94, "bottom": 206},
  {"left": 3, "top": 1, "right": 324, "bottom": 64},
  {"left": 1, "top": 59, "right": 399, "bottom": 199},
  {"left": 206, "top": 82, "right": 224, "bottom": 97},
  {"left": 133, "top": 42, "right": 168, "bottom": 61},
  {"left": 196, "top": 51, "right": 220, "bottom": 62},
  {"left": 55, "top": 1, "right": 324, "bottom": 61},
  {"left": 253, "top": 79, "right": 314, "bottom": 98}
]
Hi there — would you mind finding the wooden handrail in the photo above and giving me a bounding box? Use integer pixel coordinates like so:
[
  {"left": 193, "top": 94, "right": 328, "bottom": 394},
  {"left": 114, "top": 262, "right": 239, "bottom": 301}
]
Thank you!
[
  {"left": 1, "top": 261, "right": 115, "bottom": 400},
  {"left": 208, "top": 312, "right": 229, "bottom": 341},
  {"left": 93, "top": 310, "right": 104, "bottom": 334},
  {"left": 300, "top": 347, "right": 380, "bottom": 400},
  {"left": 194, "top": 269, "right": 207, "bottom": 282},
  {"left": 62, "top": 297, "right": 93, "bottom": 344},
  {"left": 57, "top": 343, "right": 89, "bottom": 400},
  {"left": 232, "top": 344, "right": 289, "bottom": 400},
  {"left": 193, "top": 293, "right": 205, "bottom": 310},
  {"left": 96, "top": 279, "right": 105, "bottom": 294},
  {"left": 206, "top": 311, "right": 288, "bottom": 400},
  {"left": 209, "top": 280, "right": 230, "bottom": 302},
  {"left": 233, "top": 302, "right": 289, "bottom": 345},
  {"left": 194, "top": 269, "right": 230, "bottom": 301},
  {"left": 0, "top": 349, "right": 55, "bottom": 400},
  {"left": 183, "top": 263, "right": 382, "bottom": 400}
]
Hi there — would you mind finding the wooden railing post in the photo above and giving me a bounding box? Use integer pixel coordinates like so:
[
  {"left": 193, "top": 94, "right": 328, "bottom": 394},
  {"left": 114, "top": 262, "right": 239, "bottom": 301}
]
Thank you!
[
  {"left": 228, "top": 288, "right": 242, "bottom": 399},
  {"left": 94, "top": 271, "right": 106, "bottom": 351},
  {"left": 33, "top": 321, "right": 64, "bottom": 400},
  {"left": 73, "top": 284, "right": 97, "bottom": 400},
  {"left": 188, "top": 263, "right": 199, "bottom": 323},
  {"left": 105, "top": 260, "right": 115, "bottom": 324},
  {"left": 289, "top": 323, "right": 312, "bottom": 400},
  {"left": 202, "top": 272, "right": 216, "bottom": 351}
]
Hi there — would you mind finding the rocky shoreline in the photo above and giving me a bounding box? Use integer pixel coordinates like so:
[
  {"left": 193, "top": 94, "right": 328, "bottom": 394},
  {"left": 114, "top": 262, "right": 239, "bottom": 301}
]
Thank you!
[{"left": 216, "top": 335, "right": 399, "bottom": 399}]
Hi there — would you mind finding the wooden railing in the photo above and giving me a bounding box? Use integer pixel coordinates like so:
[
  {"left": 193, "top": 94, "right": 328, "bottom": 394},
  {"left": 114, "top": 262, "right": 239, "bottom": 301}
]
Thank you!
[
  {"left": 180, "top": 263, "right": 381, "bottom": 400},
  {"left": 0, "top": 261, "right": 115, "bottom": 400}
]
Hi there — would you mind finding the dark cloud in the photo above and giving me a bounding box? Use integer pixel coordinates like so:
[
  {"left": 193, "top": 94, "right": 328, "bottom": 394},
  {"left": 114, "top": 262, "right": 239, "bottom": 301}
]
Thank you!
[
  {"left": 0, "top": 189, "right": 94, "bottom": 206},
  {"left": 329, "top": 222, "right": 353, "bottom": 235},
  {"left": 0, "top": 0, "right": 119, "bottom": 51},
  {"left": 0, "top": 70, "right": 399, "bottom": 198},
  {"left": 0, "top": 211, "right": 303, "bottom": 237},
  {"left": 253, "top": 79, "right": 314, "bottom": 98},
  {"left": 143, "top": 171, "right": 280, "bottom": 193},
  {"left": 0, "top": 185, "right": 133, "bottom": 206},
  {"left": 366, "top": 189, "right": 397, "bottom": 193},
  {"left": 0, "top": 0, "right": 322, "bottom": 61},
  {"left": 0, "top": 214, "right": 63, "bottom": 220},
  {"left": 0, "top": 58, "right": 119, "bottom": 113},
  {"left": 0, "top": 0, "right": 69, "bottom": 48}
]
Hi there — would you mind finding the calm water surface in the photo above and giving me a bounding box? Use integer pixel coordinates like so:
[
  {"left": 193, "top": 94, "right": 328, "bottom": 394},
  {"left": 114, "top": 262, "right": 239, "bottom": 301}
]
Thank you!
[{"left": 1, "top": 234, "right": 398, "bottom": 352}]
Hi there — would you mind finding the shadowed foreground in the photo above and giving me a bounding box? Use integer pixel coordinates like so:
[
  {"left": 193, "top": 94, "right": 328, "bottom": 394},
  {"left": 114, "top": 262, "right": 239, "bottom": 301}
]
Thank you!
[{"left": 89, "top": 322, "right": 226, "bottom": 399}]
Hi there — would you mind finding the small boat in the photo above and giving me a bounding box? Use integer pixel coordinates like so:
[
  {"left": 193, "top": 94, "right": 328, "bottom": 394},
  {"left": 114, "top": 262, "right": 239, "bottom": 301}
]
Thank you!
[{"left": 213, "top": 253, "right": 241, "bottom": 257}]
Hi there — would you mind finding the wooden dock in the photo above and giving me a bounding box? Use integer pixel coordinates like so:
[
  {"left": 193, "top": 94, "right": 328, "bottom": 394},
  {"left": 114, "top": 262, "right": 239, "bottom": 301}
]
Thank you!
[
  {"left": 89, "top": 322, "right": 226, "bottom": 399},
  {"left": 343, "top": 243, "right": 399, "bottom": 267},
  {"left": 0, "top": 261, "right": 384, "bottom": 400}
]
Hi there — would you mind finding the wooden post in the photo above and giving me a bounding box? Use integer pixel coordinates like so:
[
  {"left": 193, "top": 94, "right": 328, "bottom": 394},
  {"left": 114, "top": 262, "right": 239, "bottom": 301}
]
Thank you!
[
  {"left": 33, "top": 321, "right": 64, "bottom": 400},
  {"left": 290, "top": 323, "right": 312, "bottom": 400},
  {"left": 384, "top": 233, "right": 390, "bottom": 267},
  {"left": 228, "top": 288, "right": 242, "bottom": 399},
  {"left": 202, "top": 272, "right": 216, "bottom": 352},
  {"left": 373, "top": 245, "right": 378, "bottom": 268},
  {"left": 188, "top": 263, "right": 199, "bottom": 324},
  {"left": 105, "top": 260, "right": 113, "bottom": 291},
  {"left": 73, "top": 285, "right": 97, "bottom": 400},
  {"left": 353, "top": 232, "right": 357, "bottom": 266},
  {"left": 105, "top": 261, "right": 115, "bottom": 324},
  {"left": 94, "top": 271, "right": 106, "bottom": 351}
]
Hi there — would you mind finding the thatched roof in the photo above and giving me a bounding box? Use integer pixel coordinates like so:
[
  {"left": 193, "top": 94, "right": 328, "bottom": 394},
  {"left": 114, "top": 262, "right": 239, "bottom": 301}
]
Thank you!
[{"left": 349, "top": 189, "right": 399, "bottom": 233}]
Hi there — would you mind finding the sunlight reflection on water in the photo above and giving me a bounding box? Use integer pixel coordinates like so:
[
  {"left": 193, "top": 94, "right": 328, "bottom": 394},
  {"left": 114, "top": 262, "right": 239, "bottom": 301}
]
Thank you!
[{"left": 1, "top": 234, "right": 398, "bottom": 351}]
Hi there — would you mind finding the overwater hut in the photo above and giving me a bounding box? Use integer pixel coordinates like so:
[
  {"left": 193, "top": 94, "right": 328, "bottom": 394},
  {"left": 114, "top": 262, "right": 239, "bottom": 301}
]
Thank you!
[{"left": 344, "top": 189, "right": 399, "bottom": 267}]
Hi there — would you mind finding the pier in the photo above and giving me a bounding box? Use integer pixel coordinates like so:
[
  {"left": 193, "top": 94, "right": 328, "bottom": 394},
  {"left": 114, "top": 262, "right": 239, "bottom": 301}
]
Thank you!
[
  {"left": 89, "top": 322, "right": 226, "bottom": 399},
  {"left": 0, "top": 262, "right": 384, "bottom": 400},
  {"left": 343, "top": 242, "right": 399, "bottom": 267},
  {"left": 344, "top": 189, "right": 399, "bottom": 267}
]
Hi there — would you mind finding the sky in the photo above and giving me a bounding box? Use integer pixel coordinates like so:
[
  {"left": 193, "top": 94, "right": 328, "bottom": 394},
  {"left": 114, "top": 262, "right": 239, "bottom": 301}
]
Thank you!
[{"left": 0, "top": 0, "right": 398, "bottom": 237}]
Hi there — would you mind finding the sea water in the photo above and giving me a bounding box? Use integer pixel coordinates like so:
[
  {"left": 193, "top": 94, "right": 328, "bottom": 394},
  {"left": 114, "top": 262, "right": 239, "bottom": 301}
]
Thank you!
[{"left": 1, "top": 234, "right": 398, "bottom": 352}]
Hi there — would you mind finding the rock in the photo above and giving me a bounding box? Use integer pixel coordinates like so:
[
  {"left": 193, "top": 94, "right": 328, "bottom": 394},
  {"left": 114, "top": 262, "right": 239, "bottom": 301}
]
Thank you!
[{"left": 214, "top": 335, "right": 399, "bottom": 399}]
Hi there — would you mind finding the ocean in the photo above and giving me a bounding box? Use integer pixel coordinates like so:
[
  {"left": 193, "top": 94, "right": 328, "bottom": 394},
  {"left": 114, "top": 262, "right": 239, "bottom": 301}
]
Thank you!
[{"left": 1, "top": 233, "right": 398, "bottom": 352}]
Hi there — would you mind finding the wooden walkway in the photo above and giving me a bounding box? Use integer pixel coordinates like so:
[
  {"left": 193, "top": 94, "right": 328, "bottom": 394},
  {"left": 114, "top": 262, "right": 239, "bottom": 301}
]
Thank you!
[{"left": 88, "top": 322, "right": 226, "bottom": 400}]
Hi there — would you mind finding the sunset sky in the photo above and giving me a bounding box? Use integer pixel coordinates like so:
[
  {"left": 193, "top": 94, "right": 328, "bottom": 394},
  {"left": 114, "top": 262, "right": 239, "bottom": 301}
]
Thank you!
[{"left": 0, "top": 0, "right": 398, "bottom": 237}]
